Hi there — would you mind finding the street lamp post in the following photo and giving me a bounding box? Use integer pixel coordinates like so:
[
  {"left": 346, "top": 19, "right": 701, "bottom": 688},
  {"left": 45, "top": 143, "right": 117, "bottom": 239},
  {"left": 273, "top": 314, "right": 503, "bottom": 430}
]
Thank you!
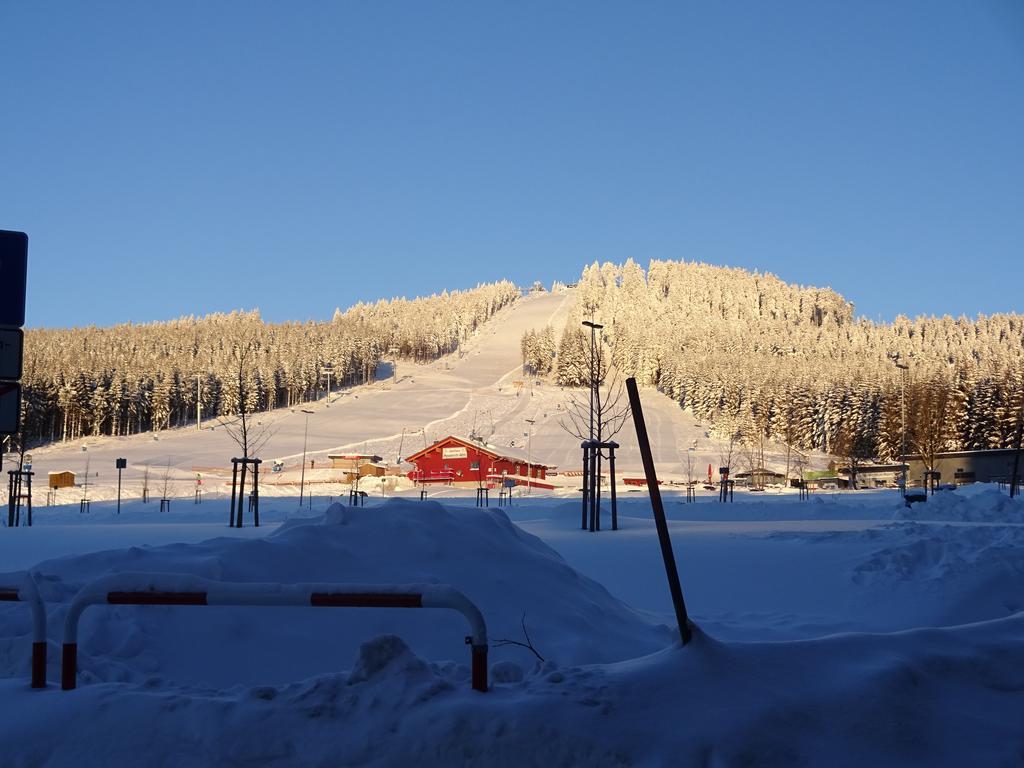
[
  {"left": 891, "top": 356, "right": 910, "bottom": 496},
  {"left": 299, "top": 409, "right": 314, "bottom": 506},
  {"left": 323, "top": 363, "right": 334, "bottom": 406},
  {"left": 196, "top": 374, "right": 202, "bottom": 431},
  {"left": 582, "top": 320, "right": 604, "bottom": 529}
]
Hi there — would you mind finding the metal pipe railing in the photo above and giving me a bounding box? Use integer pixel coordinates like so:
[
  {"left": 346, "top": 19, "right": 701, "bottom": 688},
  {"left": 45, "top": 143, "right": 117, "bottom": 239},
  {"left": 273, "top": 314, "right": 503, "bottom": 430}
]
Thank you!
[
  {"left": 61, "top": 573, "right": 488, "bottom": 692},
  {"left": 0, "top": 573, "right": 48, "bottom": 688}
]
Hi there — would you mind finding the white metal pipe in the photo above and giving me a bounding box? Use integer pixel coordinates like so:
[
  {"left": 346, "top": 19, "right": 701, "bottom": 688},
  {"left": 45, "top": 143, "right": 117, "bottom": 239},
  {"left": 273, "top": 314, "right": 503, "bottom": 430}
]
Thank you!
[
  {"left": 62, "top": 573, "right": 489, "bottom": 691},
  {"left": 0, "top": 573, "right": 48, "bottom": 687},
  {"left": 19, "top": 573, "right": 46, "bottom": 648}
]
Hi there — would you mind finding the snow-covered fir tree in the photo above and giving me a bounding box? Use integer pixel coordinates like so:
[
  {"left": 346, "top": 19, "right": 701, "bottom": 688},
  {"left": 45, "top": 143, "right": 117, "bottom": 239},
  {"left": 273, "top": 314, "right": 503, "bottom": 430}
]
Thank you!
[{"left": 20, "top": 281, "right": 519, "bottom": 446}]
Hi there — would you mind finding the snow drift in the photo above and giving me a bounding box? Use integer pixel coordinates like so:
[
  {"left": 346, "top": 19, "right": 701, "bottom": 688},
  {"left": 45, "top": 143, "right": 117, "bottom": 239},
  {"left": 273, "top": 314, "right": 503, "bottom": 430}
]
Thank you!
[{"left": 0, "top": 499, "right": 671, "bottom": 688}]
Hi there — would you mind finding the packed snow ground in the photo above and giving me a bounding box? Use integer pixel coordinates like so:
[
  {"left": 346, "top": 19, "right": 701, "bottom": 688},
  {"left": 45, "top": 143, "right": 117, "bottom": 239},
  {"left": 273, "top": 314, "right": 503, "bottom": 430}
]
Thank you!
[{"left": 1, "top": 485, "right": 1023, "bottom": 765}]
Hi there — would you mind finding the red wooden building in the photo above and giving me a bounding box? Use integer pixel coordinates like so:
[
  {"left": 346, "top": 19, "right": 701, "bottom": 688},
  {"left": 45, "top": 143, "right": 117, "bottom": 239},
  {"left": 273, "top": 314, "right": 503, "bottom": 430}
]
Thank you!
[{"left": 404, "top": 435, "right": 553, "bottom": 489}]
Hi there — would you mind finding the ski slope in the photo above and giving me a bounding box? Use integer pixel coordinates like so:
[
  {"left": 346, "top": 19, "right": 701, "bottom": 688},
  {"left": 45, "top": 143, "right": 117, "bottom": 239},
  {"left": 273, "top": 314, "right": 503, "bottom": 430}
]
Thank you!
[{"left": 16, "top": 288, "right": 824, "bottom": 505}]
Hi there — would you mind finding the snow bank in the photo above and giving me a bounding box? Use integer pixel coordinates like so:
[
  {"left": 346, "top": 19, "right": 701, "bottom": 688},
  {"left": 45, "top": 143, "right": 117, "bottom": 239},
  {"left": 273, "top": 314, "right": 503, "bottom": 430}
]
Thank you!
[
  {"left": 2, "top": 615, "right": 1022, "bottom": 766},
  {"left": 0, "top": 499, "right": 670, "bottom": 689},
  {"left": 895, "top": 486, "right": 1024, "bottom": 523},
  {"left": 762, "top": 518, "right": 1024, "bottom": 631},
  {"left": 666, "top": 494, "right": 896, "bottom": 521}
]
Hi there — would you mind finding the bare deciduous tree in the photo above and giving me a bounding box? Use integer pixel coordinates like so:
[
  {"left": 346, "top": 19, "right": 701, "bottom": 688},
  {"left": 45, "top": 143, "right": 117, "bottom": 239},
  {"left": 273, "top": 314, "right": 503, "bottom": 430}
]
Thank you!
[{"left": 219, "top": 337, "right": 278, "bottom": 527}]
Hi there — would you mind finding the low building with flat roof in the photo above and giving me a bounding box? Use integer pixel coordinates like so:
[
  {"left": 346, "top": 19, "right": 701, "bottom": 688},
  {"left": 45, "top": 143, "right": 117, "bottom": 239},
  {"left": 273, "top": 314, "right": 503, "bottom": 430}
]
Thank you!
[
  {"left": 836, "top": 449, "right": 1021, "bottom": 487},
  {"left": 905, "top": 448, "right": 1020, "bottom": 486}
]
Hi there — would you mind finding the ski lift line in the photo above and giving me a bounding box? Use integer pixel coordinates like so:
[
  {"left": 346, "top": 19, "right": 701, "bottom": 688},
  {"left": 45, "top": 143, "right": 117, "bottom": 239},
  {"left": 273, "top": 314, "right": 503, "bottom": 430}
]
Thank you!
[
  {"left": 0, "top": 575, "right": 47, "bottom": 688},
  {"left": 60, "top": 574, "right": 489, "bottom": 692}
]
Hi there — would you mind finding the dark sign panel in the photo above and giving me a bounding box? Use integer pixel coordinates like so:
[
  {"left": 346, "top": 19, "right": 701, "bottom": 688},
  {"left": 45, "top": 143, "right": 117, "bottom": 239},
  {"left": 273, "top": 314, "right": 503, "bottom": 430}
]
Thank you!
[
  {"left": 0, "top": 230, "right": 28, "bottom": 328},
  {"left": 0, "top": 381, "right": 21, "bottom": 435},
  {"left": 0, "top": 328, "right": 23, "bottom": 380}
]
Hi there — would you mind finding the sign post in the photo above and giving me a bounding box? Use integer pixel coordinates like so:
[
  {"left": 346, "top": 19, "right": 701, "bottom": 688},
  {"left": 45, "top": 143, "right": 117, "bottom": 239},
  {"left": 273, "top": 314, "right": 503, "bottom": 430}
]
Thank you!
[{"left": 115, "top": 458, "right": 127, "bottom": 514}]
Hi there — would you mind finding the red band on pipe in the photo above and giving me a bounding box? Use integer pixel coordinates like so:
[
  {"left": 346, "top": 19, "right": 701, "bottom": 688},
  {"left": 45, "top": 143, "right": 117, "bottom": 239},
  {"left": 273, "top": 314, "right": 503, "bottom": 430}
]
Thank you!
[
  {"left": 310, "top": 593, "right": 422, "bottom": 608},
  {"left": 107, "top": 591, "right": 208, "bottom": 606},
  {"left": 0, "top": 590, "right": 20, "bottom": 601}
]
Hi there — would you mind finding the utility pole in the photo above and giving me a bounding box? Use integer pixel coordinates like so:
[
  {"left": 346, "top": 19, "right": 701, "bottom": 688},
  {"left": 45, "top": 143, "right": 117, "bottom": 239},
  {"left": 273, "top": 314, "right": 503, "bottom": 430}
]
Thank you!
[
  {"left": 196, "top": 374, "right": 202, "bottom": 431},
  {"left": 582, "top": 320, "right": 603, "bottom": 529},
  {"left": 891, "top": 356, "right": 910, "bottom": 496},
  {"left": 299, "top": 409, "right": 313, "bottom": 506},
  {"left": 323, "top": 363, "right": 333, "bottom": 406},
  {"left": 1010, "top": 398, "right": 1023, "bottom": 499}
]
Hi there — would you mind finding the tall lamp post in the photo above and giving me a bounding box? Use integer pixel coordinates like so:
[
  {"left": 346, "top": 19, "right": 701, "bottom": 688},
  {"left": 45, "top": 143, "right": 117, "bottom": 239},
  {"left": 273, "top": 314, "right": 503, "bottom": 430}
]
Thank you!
[
  {"left": 323, "top": 363, "right": 334, "bottom": 406},
  {"left": 891, "top": 356, "right": 910, "bottom": 496},
  {"left": 196, "top": 374, "right": 203, "bottom": 431},
  {"left": 299, "top": 409, "right": 314, "bottom": 506},
  {"left": 582, "top": 320, "right": 604, "bottom": 526},
  {"left": 1010, "top": 398, "right": 1023, "bottom": 499}
]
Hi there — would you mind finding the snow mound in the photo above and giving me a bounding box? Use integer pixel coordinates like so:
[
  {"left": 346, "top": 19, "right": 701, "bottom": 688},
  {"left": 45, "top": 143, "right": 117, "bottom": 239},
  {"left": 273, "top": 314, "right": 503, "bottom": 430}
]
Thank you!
[
  {"left": 894, "top": 487, "right": 1024, "bottom": 523},
  {"left": 0, "top": 499, "right": 670, "bottom": 687},
  {"left": 346, "top": 634, "right": 427, "bottom": 685},
  {"left": 843, "top": 523, "right": 1024, "bottom": 625},
  {"left": 668, "top": 495, "right": 897, "bottom": 522},
  {"left": 2, "top": 615, "right": 1023, "bottom": 766}
]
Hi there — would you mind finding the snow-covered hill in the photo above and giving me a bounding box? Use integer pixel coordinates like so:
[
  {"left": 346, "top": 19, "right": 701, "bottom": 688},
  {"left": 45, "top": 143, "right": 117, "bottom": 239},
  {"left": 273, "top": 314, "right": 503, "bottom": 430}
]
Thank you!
[{"left": 12, "top": 288, "right": 826, "bottom": 507}]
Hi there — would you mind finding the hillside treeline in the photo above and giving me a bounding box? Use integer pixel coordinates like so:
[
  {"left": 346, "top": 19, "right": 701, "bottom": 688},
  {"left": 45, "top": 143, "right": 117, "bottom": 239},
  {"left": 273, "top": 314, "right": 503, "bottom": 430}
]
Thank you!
[
  {"left": 20, "top": 281, "right": 519, "bottom": 445},
  {"left": 525, "top": 260, "right": 1023, "bottom": 463}
]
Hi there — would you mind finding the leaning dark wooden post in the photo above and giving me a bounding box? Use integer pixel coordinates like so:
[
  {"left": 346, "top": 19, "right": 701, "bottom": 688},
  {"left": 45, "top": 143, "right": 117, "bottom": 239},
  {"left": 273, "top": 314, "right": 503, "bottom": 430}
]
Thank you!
[
  {"left": 625, "top": 377, "right": 693, "bottom": 644},
  {"left": 609, "top": 442, "right": 618, "bottom": 531},
  {"left": 229, "top": 459, "right": 238, "bottom": 527}
]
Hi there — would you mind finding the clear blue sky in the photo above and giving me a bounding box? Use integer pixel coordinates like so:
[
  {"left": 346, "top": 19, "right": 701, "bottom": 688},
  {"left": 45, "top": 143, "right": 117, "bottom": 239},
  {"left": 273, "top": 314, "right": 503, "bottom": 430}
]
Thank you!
[{"left": 2, "top": 1, "right": 1022, "bottom": 328}]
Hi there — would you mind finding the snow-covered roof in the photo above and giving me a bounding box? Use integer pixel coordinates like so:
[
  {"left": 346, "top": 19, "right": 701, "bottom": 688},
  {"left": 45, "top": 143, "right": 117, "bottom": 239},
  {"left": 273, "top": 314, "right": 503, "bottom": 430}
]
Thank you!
[{"left": 405, "top": 435, "right": 548, "bottom": 468}]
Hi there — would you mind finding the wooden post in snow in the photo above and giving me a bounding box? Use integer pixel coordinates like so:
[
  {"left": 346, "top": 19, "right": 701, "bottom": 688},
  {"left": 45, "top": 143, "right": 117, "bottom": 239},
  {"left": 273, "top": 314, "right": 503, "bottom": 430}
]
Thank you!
[
  {"left": 625, "top": 377, "right": 693, "bottom": 645},
  {"left": 229, "top": 459, "right": 239, "bottom": 527},
  {"left": 608, "top": 441, "right": 619, "bottom": 531}
]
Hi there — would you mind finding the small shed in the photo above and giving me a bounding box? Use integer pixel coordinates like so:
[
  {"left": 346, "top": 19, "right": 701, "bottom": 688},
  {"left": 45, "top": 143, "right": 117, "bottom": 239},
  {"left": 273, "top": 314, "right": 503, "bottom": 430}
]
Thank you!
[
  {"left": 328, "top": 453, "right": 383, "bottom": 472},
  {"left": 48, "top": 471, "right": 76, "bottom": 489},
  {"left": 358, "top": 462, "right": 387, "bottom": 478}
]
